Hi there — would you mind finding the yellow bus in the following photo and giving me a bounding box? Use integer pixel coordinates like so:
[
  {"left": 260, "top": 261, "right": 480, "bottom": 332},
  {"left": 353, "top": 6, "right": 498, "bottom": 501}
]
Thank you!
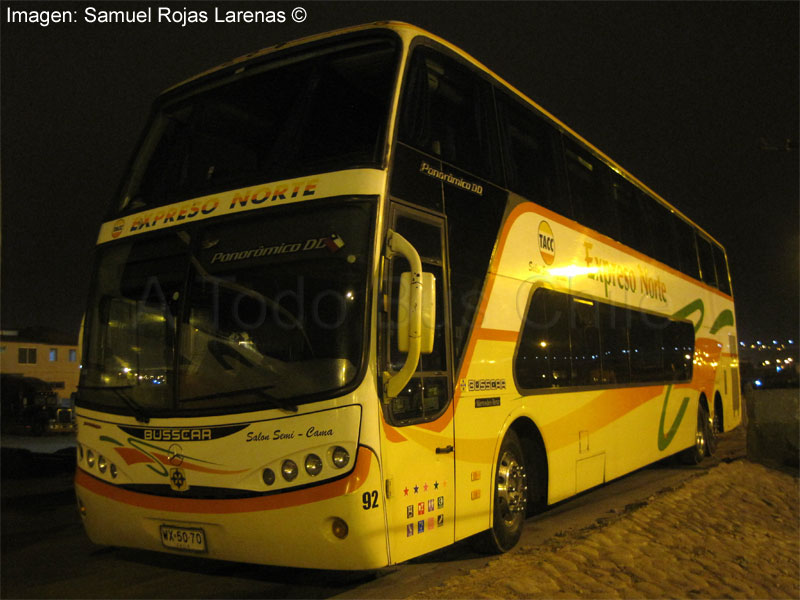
[{"left": 75, "top": 22, "right": 741, "bottom": 569}]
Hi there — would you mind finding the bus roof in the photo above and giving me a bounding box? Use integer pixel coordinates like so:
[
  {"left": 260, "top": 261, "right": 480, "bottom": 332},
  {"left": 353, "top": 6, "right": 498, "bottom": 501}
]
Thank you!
[{"left": 164, "top": 21, "right": 722, "bottom": 249}]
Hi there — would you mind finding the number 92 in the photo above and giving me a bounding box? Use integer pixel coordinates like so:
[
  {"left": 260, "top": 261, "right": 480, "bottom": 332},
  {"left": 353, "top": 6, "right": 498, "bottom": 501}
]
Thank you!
[{"left": 362, "top": 490, "right": 379, "bottom": 510}]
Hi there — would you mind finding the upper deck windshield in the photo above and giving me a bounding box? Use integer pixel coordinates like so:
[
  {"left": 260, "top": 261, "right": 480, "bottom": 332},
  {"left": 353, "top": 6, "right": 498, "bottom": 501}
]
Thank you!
[
  {"left": 79, "top": 201, "right": 375, "bottom": 417},
  {"left": 116, "top": 34, "right": 399, "bottom": 214}
]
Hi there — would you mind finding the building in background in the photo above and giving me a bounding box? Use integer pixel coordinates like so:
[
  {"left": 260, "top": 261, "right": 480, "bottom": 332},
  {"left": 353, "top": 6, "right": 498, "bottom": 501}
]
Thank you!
[{"left": 0, "top": 328, "right": 80, "bottom": 402}]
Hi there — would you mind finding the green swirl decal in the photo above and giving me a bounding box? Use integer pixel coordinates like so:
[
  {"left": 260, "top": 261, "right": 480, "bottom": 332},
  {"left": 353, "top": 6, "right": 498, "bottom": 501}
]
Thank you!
[
  {"left": 658, "top": 385, "right": 691, "bottom": 451},
  {"left": 672, "top": 299, "right": 704, "bottom": 333},
  {"left": 127, "top": 438, "right": 169, "bottom": 477},
  {"left": 709, "top": 309, "right": 734, "bottom": 335},
  {"left": 98, "top": 434, "right": 224, "bottom": 478}
]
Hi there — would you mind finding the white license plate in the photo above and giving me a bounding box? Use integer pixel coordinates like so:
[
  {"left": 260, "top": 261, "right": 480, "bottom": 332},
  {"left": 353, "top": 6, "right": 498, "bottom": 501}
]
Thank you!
[{"left": 160, "top": 525, "right": 207, "bottom": 553}]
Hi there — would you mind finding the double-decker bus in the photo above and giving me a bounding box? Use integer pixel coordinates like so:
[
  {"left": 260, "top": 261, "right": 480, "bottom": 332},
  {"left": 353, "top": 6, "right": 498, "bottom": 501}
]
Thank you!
[{"left": 75, "top": 22, "right": 741, "bottom": 569}]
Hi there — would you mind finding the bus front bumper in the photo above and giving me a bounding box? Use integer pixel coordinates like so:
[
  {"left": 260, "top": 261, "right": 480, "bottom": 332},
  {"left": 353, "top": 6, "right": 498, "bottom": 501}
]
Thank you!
[{"left": 74, "top": 446, "right": 389, "bottom": 570}]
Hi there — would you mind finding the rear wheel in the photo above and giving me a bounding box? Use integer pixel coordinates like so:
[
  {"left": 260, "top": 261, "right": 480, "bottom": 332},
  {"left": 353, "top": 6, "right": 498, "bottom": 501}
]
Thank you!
[
  {"left": 713, "top": 396, "right": 724, "bottom": 433},
  {"left": 706, "top": 407, "right": 718, "bottom": 456},
  {"left": 482, "top": 430, "right": 527, "bottom": 552},
  {"left": 680, "top": 402, "right": 713, "bottom": 464}
]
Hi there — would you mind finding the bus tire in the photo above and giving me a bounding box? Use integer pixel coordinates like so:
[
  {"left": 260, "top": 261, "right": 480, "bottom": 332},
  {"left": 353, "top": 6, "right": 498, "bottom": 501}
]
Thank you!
[
  {"left": 713, "top": 395, "right": 724, "bottom": 433},
  {"left": 482, "top": 429, "right": 528, "bottom": 553},
  {"left": 680, "top": 402, "right": 712, "bottom": 464},
  {"left": 706, "top": 404, "right": 718, "bottom": 457}
]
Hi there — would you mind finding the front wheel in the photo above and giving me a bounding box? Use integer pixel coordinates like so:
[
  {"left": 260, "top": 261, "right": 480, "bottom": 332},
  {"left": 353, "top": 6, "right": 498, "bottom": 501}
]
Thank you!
[{"left": 481, "top": 430, "right": 528, "bottom": 553}]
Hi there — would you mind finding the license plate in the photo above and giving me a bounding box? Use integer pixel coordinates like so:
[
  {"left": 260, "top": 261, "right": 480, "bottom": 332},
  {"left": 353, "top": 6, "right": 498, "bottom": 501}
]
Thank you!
[{"left": 160, "top": 525, "right": 207, "bottom": 553}]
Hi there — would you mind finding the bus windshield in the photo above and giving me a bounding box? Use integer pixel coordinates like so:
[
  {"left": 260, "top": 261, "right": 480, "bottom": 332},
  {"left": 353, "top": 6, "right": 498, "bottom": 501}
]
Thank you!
[
  {"left": 117, "top": 35, "right": 399, "bottom": 213},
  {"left": 80, "top": 201, "right": 374, "bottom": 416}
]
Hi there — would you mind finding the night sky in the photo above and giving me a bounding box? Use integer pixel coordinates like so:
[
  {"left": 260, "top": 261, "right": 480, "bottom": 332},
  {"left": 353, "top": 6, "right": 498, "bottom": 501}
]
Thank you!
[{"left": 1, "top": 1, "right": 797, "bottom": 343}]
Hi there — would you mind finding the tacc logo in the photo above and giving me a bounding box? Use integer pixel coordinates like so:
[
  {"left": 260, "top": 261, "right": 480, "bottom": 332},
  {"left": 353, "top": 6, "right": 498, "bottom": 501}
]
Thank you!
[
  {"left": 111, "top": 219, "right": 125, "bottom": 239},
  {"left": 538, "top": 220, "right": 555, "bottom": 265}
]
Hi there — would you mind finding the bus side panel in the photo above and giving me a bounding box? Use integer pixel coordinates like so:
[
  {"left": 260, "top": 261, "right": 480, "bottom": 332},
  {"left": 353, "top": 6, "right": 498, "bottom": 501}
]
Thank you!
[
  {"left": 452, "top": 337, "right": 515, "bottom": 542},
  {"left": 707, "top": 293, "right": 743, "bottom": 432},
  {"left": 450, "top": 200, "right": 733, "bottom": 534},
  {"left": 378, "top": 405, "right": 457, "bottom": 565}
]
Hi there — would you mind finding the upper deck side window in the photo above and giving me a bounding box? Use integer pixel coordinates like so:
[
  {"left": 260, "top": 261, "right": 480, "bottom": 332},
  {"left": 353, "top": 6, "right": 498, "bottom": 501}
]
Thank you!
[
  {"left": 496, "top": 91, "right": 569, "bottom": 215},
  {"left": 712, "top": 242, "right": 732, "bottom": 295},
  {"left": 398, "top": 44, "right": 501, "bottom": 184},
  {"left": 562, "top": 138, "right": 620, "bottom": 242},
  {"left": 696, "top": 234, "right": 718, "bottom": 289}
]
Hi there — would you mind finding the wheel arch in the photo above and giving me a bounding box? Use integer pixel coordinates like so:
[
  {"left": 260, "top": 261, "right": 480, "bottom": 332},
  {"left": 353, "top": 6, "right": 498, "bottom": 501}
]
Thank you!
[
  {"left": 698, "top": 392, "right": 710, "bottom": 415},
  {"left": 507, "top": 416, "right": 549, "bottom": 513}
]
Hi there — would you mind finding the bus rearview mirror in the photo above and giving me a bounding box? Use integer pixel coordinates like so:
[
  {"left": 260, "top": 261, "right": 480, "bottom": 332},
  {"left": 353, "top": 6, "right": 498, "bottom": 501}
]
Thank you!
[{"left": 397, "top": 271, "right": 436, "bottom": 355}]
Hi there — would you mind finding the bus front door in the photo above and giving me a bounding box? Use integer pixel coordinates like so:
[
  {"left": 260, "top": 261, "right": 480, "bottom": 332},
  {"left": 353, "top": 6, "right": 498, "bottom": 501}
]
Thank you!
[{"left": 380, "top": 205, "right": 456, "bottom": 564}]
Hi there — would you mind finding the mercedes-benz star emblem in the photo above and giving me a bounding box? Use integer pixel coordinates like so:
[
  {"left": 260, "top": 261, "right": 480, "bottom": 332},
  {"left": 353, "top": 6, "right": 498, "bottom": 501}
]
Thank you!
[{"left": 167, "top": 444, "right": 184, "bottom": 466}]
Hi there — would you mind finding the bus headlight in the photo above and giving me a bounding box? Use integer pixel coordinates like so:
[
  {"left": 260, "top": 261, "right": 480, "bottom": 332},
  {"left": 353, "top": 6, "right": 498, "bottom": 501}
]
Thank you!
[
  {"left": 98, "top": 455, "right": 107, "bottom": 474},
  {"left": 305, "top": 454, "right": 323, "bottom": 476},
  {"left": 262, "top": 468, "right": 276, "bottom": 486},
  {"left": 331, "top": 446, "right": 349, "bottom": 469},
  {"left": 109, "top": 463, "right": 118, "bottom": 479},
  {"left": 87, "top": 450, "right": 95, "bottom": 468},
  {"left": 281, "top": 460, "right": 298, "bottom": 481}
]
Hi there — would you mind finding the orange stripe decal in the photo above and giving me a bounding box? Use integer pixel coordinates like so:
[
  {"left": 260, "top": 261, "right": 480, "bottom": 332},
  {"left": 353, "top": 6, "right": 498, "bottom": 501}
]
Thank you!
[
  {"left": 381, "top": 416, "right": 408, "bottom": 443},
  {"left": 454, "top": 206, "right": 531, "bottom": 408},
  {"left": 76, "top": 446, "right": 374, "bottom": 514},
  {"left": 417, "top": 402, "right": 454, "bottom": 433},
  {"left": 475, "top": 328, "right": 519, "bottom": 343}
]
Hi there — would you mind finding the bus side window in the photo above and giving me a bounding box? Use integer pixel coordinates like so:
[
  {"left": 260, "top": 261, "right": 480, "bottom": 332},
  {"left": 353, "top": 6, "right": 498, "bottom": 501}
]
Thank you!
[
  {"left": 399, "top": 46, "right": 501, "bottom": 183},
  {"left": 563, "top": 139, "right": 619, "bottom": 241},
  {"left": 712, "top": 242, "right": 732, "bottom": 295},
  {"left": 612, "top": 176, "right": 652, "bottom": 257},
  {"left": 628, "top": 311, "right": 664, "bottom": 383},
  {"left": 569, "top": 298, "right": 602, "bottom": 386},
  {"left": 673, "top": 217, "right": 701, "bottom": 280},
  {"left": 644, "top": 198, "right": 681, "bottom": 273},
  {"left": 599, "top": 302, "right": 631, "bottom": 385},
  {"left": 663, "top": 320, "right": 695, "bottom": 381},
  {"left": 496, "top": 93, "right": 567, "bottom": 214},
  {"left": 515, "top": 289, "right": 694, "bottom": 391},
  {"left": 696, "top": 234, "right": 718, "bottom": 288},
  {"left": 515, "top": 288, "right": 572, "bottom": 389}
]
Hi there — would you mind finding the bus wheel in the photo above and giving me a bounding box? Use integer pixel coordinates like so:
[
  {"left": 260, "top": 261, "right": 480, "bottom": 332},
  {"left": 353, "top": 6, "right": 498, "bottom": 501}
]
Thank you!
[
  {"left": 706, "top": 407, "right": 718, "bottom": 457},
  {"left": 680, "top": 403, "right": 712, "bottom": 464},
  {"left": 485, "top": 429, "right": 527, "bottom": 552},
  {"left": 713, "top": 396, "right": 724, "bottom": 433}
]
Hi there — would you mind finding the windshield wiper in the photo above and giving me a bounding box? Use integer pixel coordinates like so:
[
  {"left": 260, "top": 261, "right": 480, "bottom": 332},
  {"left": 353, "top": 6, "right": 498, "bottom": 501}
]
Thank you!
[
  {"left": 181, "top": 385, "right": 298, "bottom": 413},
  {"left": 79, "top": 385, "right": 151, "bottom": 423}
]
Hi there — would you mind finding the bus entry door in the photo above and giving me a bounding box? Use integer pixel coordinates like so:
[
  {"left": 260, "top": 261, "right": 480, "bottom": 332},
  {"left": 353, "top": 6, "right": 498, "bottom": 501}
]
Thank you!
[{"left": 381, "top": 206, "right": 455, "bottom": 564}]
